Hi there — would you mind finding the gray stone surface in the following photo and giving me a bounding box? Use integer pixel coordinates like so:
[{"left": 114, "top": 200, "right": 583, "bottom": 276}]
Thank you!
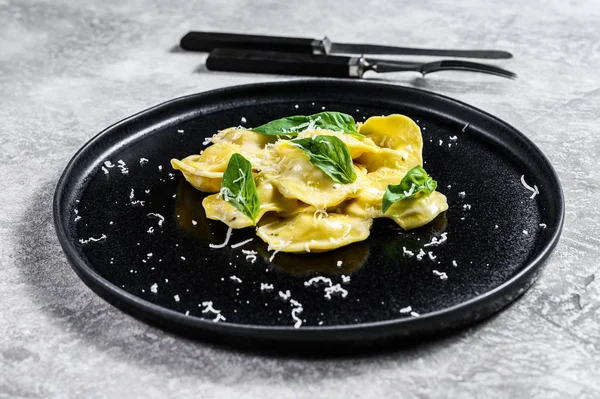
[{"left": 1, "top": 0, "right": 599, "bottom": 397}]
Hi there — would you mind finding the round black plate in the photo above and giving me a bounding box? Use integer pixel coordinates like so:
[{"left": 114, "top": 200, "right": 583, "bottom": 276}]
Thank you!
[{"left": 53, "top": 80, "right": 564, "bottom": 349}]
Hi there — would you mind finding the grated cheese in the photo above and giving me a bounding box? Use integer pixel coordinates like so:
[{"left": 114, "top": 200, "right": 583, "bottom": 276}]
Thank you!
[
  {"left": 230, "top": 275, "right": 242, "bottom": 283},
  {"left": 433, "top": 270, "right": 448, "bottom": 280},
  {"left": 423, "top": 232, "right": 448, "bottom": 247},
  {"left": 260, "top": 283, "right": 274, "bottom": 291},
  {"left": 400, "top": 306, "right": 412, "bottom": 314},
  {"left": 278, "top": 290, "right": 291, "bottom": 301},
  {"left": 150, "top": 283, "right": 158, "bottom": 293},
  {"left": 324, "top": 284, "right": 348, "bottom": 299},
  {"left": 117, "top": 159, "right": 128, "bottom": 174},
  {"left": 79, "top": 234, "right": 107, "bottom": 244},
  {"left": 147, "top": 213, "right": 165, "bottom": 227},
  {"left": 230, "top": 238, "right": 253, "bottom": 248},
  {"left": 403, "top": 246, "right": 415, "bottom": 257},
  {"left": 304, "top": 276, "right": 333, "bottom": 287},
  {"left": 520, "top": 175, "right": 540, "bottom": 199},
  {"left": 209, "top": 226, "right": 233, "bottom": 248}
]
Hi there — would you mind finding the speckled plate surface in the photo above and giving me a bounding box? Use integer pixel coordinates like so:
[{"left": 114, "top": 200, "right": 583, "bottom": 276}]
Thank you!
[{"left": 53, "top": 80, "right": 564, "bottom": 350}]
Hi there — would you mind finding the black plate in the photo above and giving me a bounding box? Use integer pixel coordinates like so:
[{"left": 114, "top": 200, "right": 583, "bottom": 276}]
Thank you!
[{"left": 53, "top": 80, "right": 564, "bottom": 349}]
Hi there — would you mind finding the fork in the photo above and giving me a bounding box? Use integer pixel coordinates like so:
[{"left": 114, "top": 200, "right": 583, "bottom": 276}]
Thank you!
[{"left": 206, "top": 48, "right": 517, "bottom": 80}]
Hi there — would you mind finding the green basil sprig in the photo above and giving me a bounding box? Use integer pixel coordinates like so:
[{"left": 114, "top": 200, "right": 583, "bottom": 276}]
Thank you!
[
  {"left": 220, "top": 153, "right": 260, "bottom": 224},
  {"left": 291, "top": 135, "right": 357, "bottom": 184},
  {"left": 252, "top": 112, "right": 365, "bottom": 138},
  {"left": 382, "top": 166, "right": 437, "bottom": 213}
]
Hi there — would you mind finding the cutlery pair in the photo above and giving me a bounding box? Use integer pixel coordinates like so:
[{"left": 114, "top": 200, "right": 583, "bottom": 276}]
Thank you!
[{"left": 181, "top": 31, "right": 516, "bottom": 79}]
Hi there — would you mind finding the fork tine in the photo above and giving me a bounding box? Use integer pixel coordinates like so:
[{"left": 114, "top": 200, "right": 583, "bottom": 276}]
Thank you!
[{"left": 421, "top": 60, "right": 517, "bottom": 79}]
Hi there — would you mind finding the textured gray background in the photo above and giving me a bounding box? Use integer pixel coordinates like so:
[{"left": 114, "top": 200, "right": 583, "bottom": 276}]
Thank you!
[{"left": 1, "top": 0, "right": 599, "bottom": 398}]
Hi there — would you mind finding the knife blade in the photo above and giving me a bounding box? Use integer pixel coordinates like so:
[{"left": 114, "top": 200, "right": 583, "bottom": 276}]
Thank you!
[
  {"left": 205, "top": 48, "right": 516, "bottom": 79},
  {"left": 181, "top": 31, "right": 513, "bottom": 59}
]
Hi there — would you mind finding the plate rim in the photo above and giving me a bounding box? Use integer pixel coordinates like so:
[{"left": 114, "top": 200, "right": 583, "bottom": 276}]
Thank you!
[{"left": 53, "top": 79, "right": 565, "bottom": 343}]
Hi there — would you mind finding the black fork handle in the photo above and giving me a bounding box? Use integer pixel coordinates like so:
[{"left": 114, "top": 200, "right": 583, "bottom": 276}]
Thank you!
[{"left": 206, "top": 48, "right": 353, "bottom": 78}]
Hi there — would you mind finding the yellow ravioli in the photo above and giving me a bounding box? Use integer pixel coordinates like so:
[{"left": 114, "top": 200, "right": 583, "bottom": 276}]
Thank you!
[
  {"left": 358, "top": 114, "right": 423, "bottom": 168},
  {"left": 202, "top": 173, "right": 303, "bottom": 228},
  {"left": 257, "top": 212, "right": 373, "bottom": 253},
  {"left": 268, "top": 141, "right": 365, "bottom": 208},
  {"left": 296, "top": 129, "right": 379, "bottom": 159}
]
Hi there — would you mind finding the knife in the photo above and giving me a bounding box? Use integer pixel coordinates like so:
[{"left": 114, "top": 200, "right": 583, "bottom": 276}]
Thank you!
[
  {"left": 205, "top": 48, "right": 517, "bottom": 79},
  {"left": 181, "top": 31, "right": 513, "bottom": 59}
]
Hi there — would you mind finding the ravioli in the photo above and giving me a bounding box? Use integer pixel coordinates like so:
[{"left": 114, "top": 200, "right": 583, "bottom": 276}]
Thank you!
[
  {"left": 296, "top": 129, "right": 379, "bottom": 159},
  {"left": 358, "top": 114, "right": 423, "bottom": 169},
  {"left": 257, "top": 212, "right": 372, "bottom": 253},
  {"left": 202, "top": 173, "right": 303, "bottom": 228},
  {"left": 268, "top": 141, "right": 365, "bottom": 208},
  {"left": 171, "top": 112, "right": 449, "bottom": 254}
]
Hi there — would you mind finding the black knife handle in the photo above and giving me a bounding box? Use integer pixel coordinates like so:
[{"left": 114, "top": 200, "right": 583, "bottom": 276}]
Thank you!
[
  {"left": 206, "top": 48, "right": 352, "bottom": 78},
  {"left": 181, "top": 31, "right": 316, "bottom": 53}
]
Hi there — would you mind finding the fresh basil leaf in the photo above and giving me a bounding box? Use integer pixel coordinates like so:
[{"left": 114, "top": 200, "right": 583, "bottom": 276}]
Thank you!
[
  {"left": 291, "top": 135, "right": 357, "bottom": 184},
  {"left": 382, "top": 166, "right": 437, "bottom": 213},
  {"left": 252, "top": 112, "right": 364, "bottom": 138},
  {"left": 220, "top": 153, "right": 260, "bottom": 224}
]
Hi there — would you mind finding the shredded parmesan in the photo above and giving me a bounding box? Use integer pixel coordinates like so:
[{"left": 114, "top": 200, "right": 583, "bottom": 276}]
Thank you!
[
  {"left": 400, "top": 306, "right": 412, "bottom": 314},
  {"left": 433, "top": 270, "right": 448, "bottom": 280},
  {"left": 291, "top": 303, "right": 303, "bottom": 328},
  {"left": 278, "top": 290, "right": 291, "bottom": 301},
  {"left": 260, "top": 283, "right": 274, "bottom": 291},
  {"left": 150, "top": 283, "right": 158, "bottom": 293},
  {"left": 416, "top": 249, "right": 426, "bottom": 261},
  {"left": 242, "top": 249, "right": 257, "bottom": 263},
  {"left": 403, "top": 246, "right": 415, "bottom": 257},
  {"left": 147, "top": 213, "right": 165, "bottom": 227},
  {"left": 117, "top": 159, "right": 128, "bottom": 174},
  {"left": 304, "top": 276, "right": 333, "bottom": 287},
  {"left": 423, "top": 232, "right": 448, "bottom": 247},
  {"left": 462, "top": 123, "right": 469, "bottom": 132},
  {"left": 230, "top": 238, "right": 253, "bottom": 249},
  {"left": 324, "top": 284, "right": 348, "bottom": 299},
  {"left": 520, "top": 175, "right": 540, "bottom": 199},
  {"left": 78, "top": 234, "right": 107, "bottom": 244},
  {"left": 539, "top": 223, "right": 547, "bottom": 229},
  {"left": 139, "top": 157, "right": 149, "bottom": 165},
  {"left": 209, "top": 227, "right": 233, "bottom": 248}
]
